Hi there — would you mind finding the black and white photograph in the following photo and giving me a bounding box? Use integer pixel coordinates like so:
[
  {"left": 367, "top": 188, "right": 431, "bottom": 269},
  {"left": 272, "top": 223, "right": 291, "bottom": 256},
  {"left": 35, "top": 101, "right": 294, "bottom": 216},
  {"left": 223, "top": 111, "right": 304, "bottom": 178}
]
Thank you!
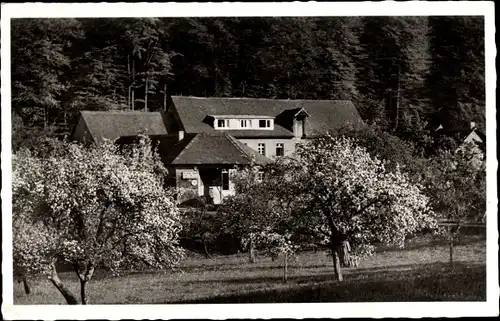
[{"left": 1, "top": 2, "right": 497, "bottom": 319}]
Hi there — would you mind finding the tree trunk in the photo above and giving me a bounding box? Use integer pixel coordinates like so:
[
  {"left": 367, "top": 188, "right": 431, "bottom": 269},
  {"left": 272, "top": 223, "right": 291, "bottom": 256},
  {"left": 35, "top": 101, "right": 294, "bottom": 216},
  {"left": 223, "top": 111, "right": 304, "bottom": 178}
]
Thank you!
[
  {"left": 144, "top": 75, "right": 149, "bottom": 112},
  {"left": 131, "top": 59, "right": 136, "bottom": 111},
  {"left": 127, "top": 54, "right": 131, "bottom": 110},
  {"left": 326, "top": 217, "right": 344, "bottom": 281},
  {"left": 163, "top": 83, "right": 167, "bottom": 112},
  {"left": 44, "top": 106, "right": 48, "bottom": 128},
  {"left": 340, "top": 240, "right": 356, "bottom": 267},
  {"left": 131, "top": 89, "right": 135, "bottom": 111},
  {"left": 331, "top": 246, "right": 343, "bottom": 281},
  {"left": 283, "top": 252, "right": 288, "bottom": 283},
  {"left": 74, "top": 262, "right": 95, "bottom": 305},
  {"left": 22, "top": 276, "right": 31, "bottom": 295},
  {"left": 393, "top": 64, "right": 401, "bottom": 132},
  {"left": 128, "top": 86, "right": 132, "bottom": 111},
  {"left": 201, "top": 234, "right": 210, "bottom": 259},
  {"left": 48, "top": 263, "right": 79, "bottom": 304},
  {"left": 248, "top": 233, "right": 255, "bottom": 263},
  {"left": 449, "top": 237, "right": 454, "bottom": 267},
  {"left": 80, "top": 280, "right": 89, "bottom": 305}
]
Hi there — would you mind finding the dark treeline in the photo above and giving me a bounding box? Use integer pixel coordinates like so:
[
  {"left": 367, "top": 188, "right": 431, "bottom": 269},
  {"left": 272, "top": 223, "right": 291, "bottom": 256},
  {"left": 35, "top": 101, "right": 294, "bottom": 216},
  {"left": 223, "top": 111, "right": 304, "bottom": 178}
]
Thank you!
[{"left": 11, "top": 17, "right": 485, "bottom": 152}]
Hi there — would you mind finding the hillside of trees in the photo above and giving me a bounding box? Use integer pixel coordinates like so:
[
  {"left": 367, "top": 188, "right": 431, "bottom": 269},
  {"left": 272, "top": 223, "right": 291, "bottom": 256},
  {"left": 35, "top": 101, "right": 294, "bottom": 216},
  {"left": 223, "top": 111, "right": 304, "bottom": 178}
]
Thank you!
[{"left": 11, "top": 17, "right": 485, "bottom": 151}]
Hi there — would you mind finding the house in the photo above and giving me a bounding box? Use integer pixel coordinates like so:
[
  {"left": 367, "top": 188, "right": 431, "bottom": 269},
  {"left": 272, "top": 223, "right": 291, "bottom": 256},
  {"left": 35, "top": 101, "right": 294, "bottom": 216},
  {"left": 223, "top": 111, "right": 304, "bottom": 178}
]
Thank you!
[
  {"left": 458, "top": 123, "right": 486, "bottom": 170},
  {"left": 434, "top": 120, "right": 486, "bottom": 174},
  {"left": 72, "top": 96, "right": 364, "bottom": 204},
  {"left": 117, "top": 132, "right": 271, "bottom": 204},
  {"left": 71, "top": 110, "right": 169, "bottom": 144},
  {"left": 434, "top": 121, "right": 485, "bottom": 154},
  {"left": 163, "top": 96, "right": 364, "bottom": 158},
  {"left": 462, "top": 123, "right": 486, "bottom": 153}
]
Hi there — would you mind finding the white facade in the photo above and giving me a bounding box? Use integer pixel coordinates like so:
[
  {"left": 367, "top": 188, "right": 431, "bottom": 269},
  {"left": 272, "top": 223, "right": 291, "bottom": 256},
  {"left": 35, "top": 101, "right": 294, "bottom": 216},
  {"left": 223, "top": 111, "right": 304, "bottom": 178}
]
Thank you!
[{"left": 238, "top": 138, "right": 297, "bottom": 158}]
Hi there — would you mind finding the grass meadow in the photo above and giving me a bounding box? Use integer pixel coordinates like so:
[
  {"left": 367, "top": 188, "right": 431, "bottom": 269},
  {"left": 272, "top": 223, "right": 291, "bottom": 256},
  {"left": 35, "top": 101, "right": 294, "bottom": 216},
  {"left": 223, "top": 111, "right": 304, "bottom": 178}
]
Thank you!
[{"left": 14, "top": 233, "right": 486, "bottom": 304}]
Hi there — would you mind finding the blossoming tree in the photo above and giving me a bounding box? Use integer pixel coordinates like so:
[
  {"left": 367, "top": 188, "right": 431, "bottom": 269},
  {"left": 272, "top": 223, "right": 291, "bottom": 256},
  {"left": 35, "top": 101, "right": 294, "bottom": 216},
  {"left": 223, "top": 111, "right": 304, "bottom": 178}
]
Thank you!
[
  {"left": 424, "top": 142, "right": 486, "bottom": 265},
  {"left": 271, "top": 135, "right": 437, "bottom": 281},
  {"left": 12, "top": 214, "right": 58, "bottom": 295},
  {"left": 12, "top": 137, "right": 184, "bottom": 304},
  {"left": 216, "top": 165, "right": 298, "bottom": 282},
  {"left": 216, "top": 166, "right": 288, "bottom": 254}
]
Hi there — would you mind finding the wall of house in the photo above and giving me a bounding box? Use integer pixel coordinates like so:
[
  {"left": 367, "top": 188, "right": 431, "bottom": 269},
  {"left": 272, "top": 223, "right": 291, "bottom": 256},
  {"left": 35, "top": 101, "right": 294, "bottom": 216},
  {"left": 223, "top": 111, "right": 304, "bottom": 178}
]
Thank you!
[
  {"left": 175, "top": 166, "right": 203, "bottom": 204},
  {"left": 174, "top": 166, "right": 238, "bottom": 205},
  {"left": 457, "top": 135, "right": 485, "bottom": 171},
  {"left": 237, "top": 138, "right": 296, "bottom": 158},
  {"left": 464, "top": 131, "right": 483, "bottom": 145}
]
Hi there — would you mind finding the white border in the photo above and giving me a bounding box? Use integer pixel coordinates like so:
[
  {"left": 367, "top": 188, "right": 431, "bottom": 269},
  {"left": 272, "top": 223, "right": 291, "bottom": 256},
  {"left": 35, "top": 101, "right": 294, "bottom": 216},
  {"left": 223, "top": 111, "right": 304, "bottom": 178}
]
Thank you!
[
  {"left": 1, "top": 2, "right": 498, "bottom": 319},
  {"left": 0, "top": 2, "right": 496, "bottom": 18}
]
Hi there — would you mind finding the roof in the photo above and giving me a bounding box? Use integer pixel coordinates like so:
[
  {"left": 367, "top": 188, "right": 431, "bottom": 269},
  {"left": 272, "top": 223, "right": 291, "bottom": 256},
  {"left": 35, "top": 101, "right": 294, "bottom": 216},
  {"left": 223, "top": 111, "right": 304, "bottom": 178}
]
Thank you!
[
  {"left": 119, "top": 132, "right": 271, "bottom": 166},
  {"left": 172, "top": 133, "right": 271, "bottom": 165},
  {"left": 294, "top": 108, "right": 310, "bottom": 118},
  {"left": 463, "top": 128, "right": 486, "bottom": 152},
  {"left": 171, "top": 96, "right": 364, "bottom": 138},
  {"left": 435, "top": 125, "right": 486, "bottom": 152},
  {"left": 79, "top": 111, "right": 168, "bottom": 143},
  {"left": 474, "top": 129, "right": 486, "bottom": 143}
]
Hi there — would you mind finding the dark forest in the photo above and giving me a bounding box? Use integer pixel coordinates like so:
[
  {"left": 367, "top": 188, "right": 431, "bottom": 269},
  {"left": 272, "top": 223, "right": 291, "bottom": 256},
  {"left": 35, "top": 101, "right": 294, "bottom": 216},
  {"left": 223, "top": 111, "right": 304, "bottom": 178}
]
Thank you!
[{"left": 11, "top": 16, "right": 485, "bottom": 152}]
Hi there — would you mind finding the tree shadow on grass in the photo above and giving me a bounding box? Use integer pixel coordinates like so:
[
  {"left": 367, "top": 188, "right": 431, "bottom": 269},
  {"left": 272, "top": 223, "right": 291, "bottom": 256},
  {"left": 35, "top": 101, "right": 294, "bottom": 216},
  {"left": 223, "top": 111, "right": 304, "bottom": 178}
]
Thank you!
[
  {"left": 191, "top": 272, "right": 336, "bottom": 286},
  {"left": 182, "top": 261, "right": 484, "bottom": 286},
  {"left": 343, "top": 260, "right": 485, "bottom": 276},
  {"left": 176, "top": 261, "right": 314, "bottom": 274},
  {"left": 179, "top": 263, "right": 279, "bottom": 273},
  {"left": 376, "top": 234, "right": 485, "bottom": 253},
  {"left": 168, "top": 261, "right": 486, "bottom": 303}
]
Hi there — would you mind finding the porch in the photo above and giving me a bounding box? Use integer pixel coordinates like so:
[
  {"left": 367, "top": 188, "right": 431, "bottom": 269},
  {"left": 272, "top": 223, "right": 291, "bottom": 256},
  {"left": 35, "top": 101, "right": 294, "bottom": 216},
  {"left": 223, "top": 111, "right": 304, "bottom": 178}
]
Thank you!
[{"left": 176, "top": 166, "right": 237, "bottom": 205}]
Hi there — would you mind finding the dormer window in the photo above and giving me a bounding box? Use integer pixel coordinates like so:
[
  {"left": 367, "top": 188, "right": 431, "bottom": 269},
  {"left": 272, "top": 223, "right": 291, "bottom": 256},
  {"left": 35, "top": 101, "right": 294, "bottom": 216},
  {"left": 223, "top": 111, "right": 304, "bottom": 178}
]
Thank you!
[
  {"left": 259, "top": 119, "right": 271, "bottom": 128},
  {"left": 292, "top": 108, "right": 310, "bottom": 138},
  {"left": 217, "top": 119, "right": 229, "bottom": 128},
  {"left": 210, "top": 115, "right": 274, "bottom": 130},
  {"left": 240, "top": 119, "right": 251, "bottom": 128}
]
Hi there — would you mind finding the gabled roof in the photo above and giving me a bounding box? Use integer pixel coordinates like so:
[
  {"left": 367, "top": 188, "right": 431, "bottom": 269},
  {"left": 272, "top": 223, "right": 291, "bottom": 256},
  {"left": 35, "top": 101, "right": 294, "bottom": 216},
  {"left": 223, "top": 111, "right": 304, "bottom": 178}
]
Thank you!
[
  {"left": 172, "top": 133, "right": 271, "bottom": 165},
  {"left": 463, "top": 128, "right": 486, "bottom": 153},
  {"left": 435, "top": 125, "right": 486, "bottom": 153},
  {"left": 293, "top": 108, "right": 310, "bottom": 118},
  {"left": 171, "top": 96, "right": 364, "bottom": 138},
  {"left": 119, "top": 132, "right": 271, "bottom": 166},
  {"left": 473, "top": 129, "right": 486, "bottom": 143},
  {"left": 78, "top": 111, "right": 168, "bottom": 143}
]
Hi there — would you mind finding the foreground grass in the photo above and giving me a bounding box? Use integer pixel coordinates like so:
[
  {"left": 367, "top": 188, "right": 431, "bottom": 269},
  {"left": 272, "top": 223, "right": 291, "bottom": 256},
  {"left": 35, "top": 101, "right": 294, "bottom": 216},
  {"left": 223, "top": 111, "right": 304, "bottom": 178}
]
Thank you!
[{"left": 14, "top": 234, "right": 486, "bottom": 304}]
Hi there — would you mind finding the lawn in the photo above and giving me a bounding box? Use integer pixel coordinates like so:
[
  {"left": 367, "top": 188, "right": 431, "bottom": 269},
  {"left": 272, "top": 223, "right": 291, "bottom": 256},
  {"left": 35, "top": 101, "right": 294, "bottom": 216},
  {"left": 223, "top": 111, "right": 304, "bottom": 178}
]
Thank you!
[{"left": 13, "top": 234, "right": 486, "bottom": 304}]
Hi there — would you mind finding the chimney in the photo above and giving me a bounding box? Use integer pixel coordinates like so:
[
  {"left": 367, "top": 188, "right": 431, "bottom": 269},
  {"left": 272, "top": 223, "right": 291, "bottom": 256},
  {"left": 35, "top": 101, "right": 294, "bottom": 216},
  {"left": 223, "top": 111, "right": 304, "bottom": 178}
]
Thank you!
[
  {"left": 178, "top": 130, "right": 184, "bottom": 141},
  {"left": 470, "top": 121, "right": 476, "bottom": 130}
]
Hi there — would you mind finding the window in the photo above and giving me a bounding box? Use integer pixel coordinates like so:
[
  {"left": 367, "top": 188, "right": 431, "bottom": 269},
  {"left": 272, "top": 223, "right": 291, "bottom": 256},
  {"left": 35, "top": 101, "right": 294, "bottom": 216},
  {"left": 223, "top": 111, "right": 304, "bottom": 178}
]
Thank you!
[
  {"left": 276, "top": 143, "right": 284, "bottom": 157},
  {"left": 240, "top": 119, "right": 251, "bottom": 128},
  {"left": 256, "top": 171, "right": 264, "bottom": 182},
  {"left": 257, "top": 143, "right": 266, "bottom": 155},
  {"left": 259, "top": 119, "right": 271, "bottom": 128},
  {"left": 217, "top": 119, "right": 229, "bottom": 128},
  {"left": 222, "top": 169, "right": 229, "bottom": 191}
]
